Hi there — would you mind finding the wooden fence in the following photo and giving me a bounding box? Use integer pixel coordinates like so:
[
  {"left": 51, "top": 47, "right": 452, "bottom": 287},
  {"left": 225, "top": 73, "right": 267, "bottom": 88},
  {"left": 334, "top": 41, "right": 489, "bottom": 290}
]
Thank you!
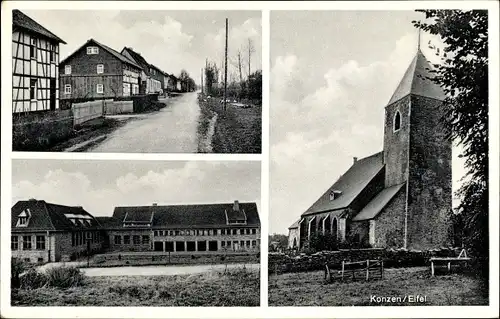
[
  {"left": 325, "top": 259, "right": 384, "bottom": 282},
  {"left": 104, "top": 100, "right": 134, "bottom": 115},
  {"left": 72, "top": 100, "right": 105, "bottom": 126}
]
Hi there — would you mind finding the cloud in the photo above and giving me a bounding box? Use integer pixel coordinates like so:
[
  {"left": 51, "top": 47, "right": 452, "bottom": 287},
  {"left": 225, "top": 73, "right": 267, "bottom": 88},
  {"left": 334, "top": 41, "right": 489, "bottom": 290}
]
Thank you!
[
  {"left": 270, "top": 31, "right": 460, "bottom": 234},
  {"left": 13, "top": 162, "right": 261, "bottom": 217}
]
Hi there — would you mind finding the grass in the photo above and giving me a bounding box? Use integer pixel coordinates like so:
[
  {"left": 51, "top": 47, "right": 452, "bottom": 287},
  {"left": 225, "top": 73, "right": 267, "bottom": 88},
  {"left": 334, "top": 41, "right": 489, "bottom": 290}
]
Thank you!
[
  {"left": 198, "top": 97, "right": 261, "bottom": 153},
  {"left": 12, "top": 267, "right": 260, "bottom": 307},
  {"left": 268, "top": 267, "right": 488, "bottom": 306}
]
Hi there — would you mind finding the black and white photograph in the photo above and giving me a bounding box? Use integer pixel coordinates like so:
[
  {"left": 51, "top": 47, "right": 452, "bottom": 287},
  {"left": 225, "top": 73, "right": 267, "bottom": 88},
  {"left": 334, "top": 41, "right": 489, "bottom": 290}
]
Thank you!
[
  {"left": 10, "top": 160, "right": 261, "bottom": 306},
  {"left": 269, "top": 10, "right": 490, "bottom": 306},
  {"left": 11, "top": 10, "right": 262, "bottom": 153}
]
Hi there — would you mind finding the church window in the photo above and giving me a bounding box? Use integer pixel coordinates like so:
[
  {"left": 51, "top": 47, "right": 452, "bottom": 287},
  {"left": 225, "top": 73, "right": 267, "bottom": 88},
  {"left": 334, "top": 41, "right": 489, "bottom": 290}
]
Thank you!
[{"left": 394, "top": 111, "right": 401, "bottom": 132}]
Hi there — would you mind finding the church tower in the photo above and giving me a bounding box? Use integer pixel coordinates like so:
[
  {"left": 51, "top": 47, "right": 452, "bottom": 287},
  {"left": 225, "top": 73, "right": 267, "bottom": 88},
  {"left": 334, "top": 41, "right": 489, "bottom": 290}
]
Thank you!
[{"left": 382, "top": 48, "right": 453, "bottom": 250}]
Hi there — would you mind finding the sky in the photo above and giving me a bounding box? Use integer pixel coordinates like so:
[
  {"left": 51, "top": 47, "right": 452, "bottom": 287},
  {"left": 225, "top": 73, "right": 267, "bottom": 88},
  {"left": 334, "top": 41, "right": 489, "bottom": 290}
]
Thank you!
[
  {"left": 270, "top": 11, "right": 467, "bottom": 234},
  {"left": 22, "top": 10, "right": 262, "bottom": 82},
  {"left": 12, "top": 160, "right": 261, "bottom": 217}
]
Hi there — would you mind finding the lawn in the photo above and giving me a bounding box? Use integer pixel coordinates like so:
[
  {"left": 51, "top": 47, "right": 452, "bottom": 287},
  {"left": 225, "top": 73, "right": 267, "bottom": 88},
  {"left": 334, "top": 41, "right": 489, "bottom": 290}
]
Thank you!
[
  {"left": 12, "top": 267, "right": 260, "bottom": 307},
  {"left": 268, "top": 267, "right": 488, "bottom": 306},
  {"left": 198, "top": 97, "right": 262, "bottom": 153}
]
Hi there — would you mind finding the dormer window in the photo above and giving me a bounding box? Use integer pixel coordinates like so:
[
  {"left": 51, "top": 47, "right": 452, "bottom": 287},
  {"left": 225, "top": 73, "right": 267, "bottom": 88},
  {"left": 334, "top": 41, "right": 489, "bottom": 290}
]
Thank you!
[
  {"left": 16, "top": 209, "right": 31, "bottom": 227},
  {"left": 329, "top": 190, "right": 342, "bottom": 201},
  {"left": 394, "top": 111, "right": 401, "bottom": 132}
]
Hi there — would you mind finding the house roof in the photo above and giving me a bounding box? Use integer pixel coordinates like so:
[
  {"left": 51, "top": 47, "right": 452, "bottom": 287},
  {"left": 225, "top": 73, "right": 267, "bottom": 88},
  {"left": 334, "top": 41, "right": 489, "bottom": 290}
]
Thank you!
[
  {"left": 387, "top": 49, "right": 446, "bottom": 105},
  {"left": 13, "top": 9, "right": 66, "bottom": 44},
  {"left": 59, "top": 39, "right": 141, "bottom": 70},
  {"left": 11, "top": 200, "right": 100, "bottom": 232},
  {"left": 302, "top": 152, "right": 385, "bottom": 216},
  {"left": 121, "top": 47, "right": 152, "bottom": 75},
  {"left": 352, "top": 183, "right": 405, "bottom": 221},
  {"left": 112, "top": 202, "right": 260, "bottom": 228},
  {"left": 288, "top": 218, "right": 300, "bottom": 229}
]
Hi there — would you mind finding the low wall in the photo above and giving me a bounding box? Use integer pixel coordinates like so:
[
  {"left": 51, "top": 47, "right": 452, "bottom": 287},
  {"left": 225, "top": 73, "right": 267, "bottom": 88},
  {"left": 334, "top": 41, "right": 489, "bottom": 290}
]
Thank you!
[
  {"left": 116, "top": 93, "right": 160, "bottom": 113},
  {"left": 12, "top": 109, "right": 74, "bottom": 151},
  {"left": 73, "top": 100, "right": 104, "bottom": 126},
  {"left": 104, "top": 100, "right": 134, "bottom": 115},
  {"left": 269, "top": 247, "right": 462, "bottom": 274}
]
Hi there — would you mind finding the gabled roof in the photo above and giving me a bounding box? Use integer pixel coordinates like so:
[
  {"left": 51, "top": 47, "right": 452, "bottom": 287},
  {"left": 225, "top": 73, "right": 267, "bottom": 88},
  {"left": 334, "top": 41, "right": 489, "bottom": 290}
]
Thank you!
[
  {"left": 288, "top": 218, "right": 300, "bottom": 229},
  {"left": 11, "top": 200, "right": 100, "bottom": 231},
  {"left": 302, "top": 152, "right": 385, "bottom": 216},
  {"left": 121, "top": 47, "right": 151, "bottom": 75},
  {"left": 352, "top": 183, "right": 405, "bottom": 221},
  {"left": 112, "top": 202, "right": 260, "bottom": 228},
  {"left": 387, "top": 49, "right": 446, "bottom": 105},
  {"left": 60, "top": 39, "right": 141, "bottom": 70},
  {"left": 13, "top": 9, "right": 66, "bottom": 44}
]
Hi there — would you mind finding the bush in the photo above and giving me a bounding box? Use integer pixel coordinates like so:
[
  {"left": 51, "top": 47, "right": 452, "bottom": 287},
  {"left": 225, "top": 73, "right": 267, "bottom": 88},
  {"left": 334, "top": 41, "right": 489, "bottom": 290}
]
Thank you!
[
  {"left": 45, "top": 266, "right": 86, "bottom": 288},
  {"left": 11, "top": 258, "right": 26, "bottom": 288},
  {"left": 20, "top": 269, "right": 47, "bottom": 290}
]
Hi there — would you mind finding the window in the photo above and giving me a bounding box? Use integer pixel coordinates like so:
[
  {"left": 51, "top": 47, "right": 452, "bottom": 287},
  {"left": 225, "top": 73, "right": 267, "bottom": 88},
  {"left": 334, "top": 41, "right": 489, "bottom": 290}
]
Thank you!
[
  {"left": 394, "top": 111, "right": 401, "bottom": 132},
  {"left": 50, "top": 45, "right": 55, "bottom": 62},
  {"left": 87, "top": 46, "right": 99, "bottom": 55},
  {"left": 30, "top": 79, "right": 37, "bottom": 100},
  {"left": 154, "top": 231, "right": 158, "bottom": 236},
  {"left": 133, "top": 235, "right": 140, "bottom": 245},
  {"left": 142, "top": 235, "right": 149, "bottom": 245},
  {"left": 36, "top": 236, "right": 46, "bottom": 250},
  {"left": 96, "top": 84, "right": 104, "bottom": 94},
  {"left": 11, "top": 236, "right": 19, "bottom": 250},
  {"left": 30, "top": 38, "right": 37, "bottom": 59},
  {"left": 221, "top": 241, "right": 225, "bottom": 247},
  {"left": 329, "top": 190, "right": 342, "bottom": 201},
  {"left": 65, "top": 65, "right": 71, "bottom": 75},
  {"left": 252, "top": 229, "right": 257, "bottom": 235},
  {"left": 246, "top": 240, "right": 251, "bottom": 247},
  {"left": 64, "top": 85, "right": 71, "bottom": 95},
  {"left": 252, "top": 240, "right": 256, "bottom": 248},
  {"left": 97, "top": 64, "right": 104, "bottom": 74},
  {"left": 22, "top": 236, "right": 32, "bottom": 250},
  {"left": 123, "top": 235, "right": 130, "bottom": 245},
  {"left": 114, "top": 235, "right": 122, "bottom": 245},
  {"left": 246, "top": 229, "right": 250, "bottom": 235},
  {"left": 232, "top": 229, "right": 237, "bottom": 235}
]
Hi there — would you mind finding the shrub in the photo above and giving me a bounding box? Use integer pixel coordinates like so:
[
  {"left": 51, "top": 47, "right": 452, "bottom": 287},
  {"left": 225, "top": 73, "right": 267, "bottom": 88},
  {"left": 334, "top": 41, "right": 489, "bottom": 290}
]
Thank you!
[
  {"left": 45, "top": 266, "right": 86, "bottom": 288},
  {"left": 11, "top": 258, "right": 26, "bottom": 288},
  {"left": 20, "top": 269, "right": 47, "bottom": 290}
]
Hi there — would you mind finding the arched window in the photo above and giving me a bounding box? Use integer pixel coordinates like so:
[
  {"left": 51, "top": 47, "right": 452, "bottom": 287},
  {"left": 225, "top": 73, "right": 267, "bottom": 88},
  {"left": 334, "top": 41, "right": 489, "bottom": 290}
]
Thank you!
[
  {"left": 332, "top": 217, "right": 338, "bottom": 242},
  {"left": 293, "top": 237, "right": 297, "bottom": 248},
  {"left": 393, "top": 111, "right": 401, "bottom": 132}
]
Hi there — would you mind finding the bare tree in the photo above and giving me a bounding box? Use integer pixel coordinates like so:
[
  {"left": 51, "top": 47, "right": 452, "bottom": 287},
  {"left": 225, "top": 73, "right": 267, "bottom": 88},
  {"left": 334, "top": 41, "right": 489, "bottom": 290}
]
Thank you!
[{"left": 247, "top": 39, "right": 255, "bottom": 79}]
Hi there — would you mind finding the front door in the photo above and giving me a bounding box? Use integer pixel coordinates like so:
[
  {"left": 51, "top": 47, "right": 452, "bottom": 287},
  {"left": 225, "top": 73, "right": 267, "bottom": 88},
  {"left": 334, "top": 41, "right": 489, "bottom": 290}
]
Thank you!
[{"left": 49, "top": 79, "right": 56, "bottom": 110}]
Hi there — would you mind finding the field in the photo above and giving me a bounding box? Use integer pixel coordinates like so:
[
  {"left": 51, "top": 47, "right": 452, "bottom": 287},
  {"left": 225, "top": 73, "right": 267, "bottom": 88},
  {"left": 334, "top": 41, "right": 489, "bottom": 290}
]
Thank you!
[
  {"left": 198, "top": 97, "right": 262, "bottom": 153},
  {"left": 268, "top": 267, "right": 488, "bottom": 306},
  {"left": 12, "top": 267, "right": 260, "bottom": 307}
]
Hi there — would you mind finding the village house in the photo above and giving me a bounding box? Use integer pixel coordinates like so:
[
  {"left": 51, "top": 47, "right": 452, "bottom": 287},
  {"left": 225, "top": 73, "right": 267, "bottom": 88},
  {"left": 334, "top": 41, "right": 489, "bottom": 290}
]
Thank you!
[
  {"left": 148, "top": 64, "right": 165, "bottom": 94},
  {"left": 99, "top": 201, "right": 261, "bottom": 253},
  {"left": 289, "top": 48, "right": 452, "bottom": 251},
  {"left": 121, "top": 47, "right": 162, "bottom": 94},
  {"left": 12, "top": 10, "right": 66, "bottom": 114},
  {"left": 11, "top": 199, "right": 104, "bottom": 263},
  {"left": 58, "top": 39, "right": 142, "bottom": 106},
  {"left": 12, "top": 199, "right": 260, "bottom": 263},
  {"left": 168, "top": 74, "right": 179, "bottom": 92}
]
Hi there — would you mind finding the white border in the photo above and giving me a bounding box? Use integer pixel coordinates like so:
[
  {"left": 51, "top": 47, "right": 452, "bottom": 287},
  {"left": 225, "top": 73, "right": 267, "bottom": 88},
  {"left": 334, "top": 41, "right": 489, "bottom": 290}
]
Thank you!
[{"left": 1, "top": 1, "right": 499, "bottom": 318}]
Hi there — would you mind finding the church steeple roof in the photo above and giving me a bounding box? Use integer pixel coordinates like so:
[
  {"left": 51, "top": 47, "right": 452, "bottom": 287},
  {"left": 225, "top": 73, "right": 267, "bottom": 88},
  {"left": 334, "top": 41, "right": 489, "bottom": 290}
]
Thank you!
[{"left": 387, "top": 49, "right": 446, "bottom": 105}]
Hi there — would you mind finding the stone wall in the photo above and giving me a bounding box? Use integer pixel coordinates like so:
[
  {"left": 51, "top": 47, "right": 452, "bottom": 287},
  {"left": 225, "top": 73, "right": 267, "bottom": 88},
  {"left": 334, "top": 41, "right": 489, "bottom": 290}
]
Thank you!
[{"left": 372, "top": 188, "right": 407, "bottom": 248}]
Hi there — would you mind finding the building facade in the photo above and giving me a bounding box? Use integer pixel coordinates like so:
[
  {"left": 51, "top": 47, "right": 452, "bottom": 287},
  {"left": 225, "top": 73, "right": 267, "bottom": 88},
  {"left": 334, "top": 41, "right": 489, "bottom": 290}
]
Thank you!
[
  {"left": 290, "top": 48, "right": 452, "bottom": 251},
  {"left": 59, "top": 39, "right": 142, "bottom": 104},
  {"left": 121, "top": 47, "right": 163, "bottom": 95},
  {"left": 12, "top": 10, "right": 66, "bottom": 114},
  {"left": 11, "top": 200, "right": 104, "bottom": 263},
  {"left": 12, "top": 200, "right": 260, "bottom": 263}
]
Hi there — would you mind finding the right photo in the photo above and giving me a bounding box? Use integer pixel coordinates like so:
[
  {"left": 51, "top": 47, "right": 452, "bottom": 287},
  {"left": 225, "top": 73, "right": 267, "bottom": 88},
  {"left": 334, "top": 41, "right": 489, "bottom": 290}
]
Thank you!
[{"left": 269, "top": 10, "right": 489, "bottom": 306}]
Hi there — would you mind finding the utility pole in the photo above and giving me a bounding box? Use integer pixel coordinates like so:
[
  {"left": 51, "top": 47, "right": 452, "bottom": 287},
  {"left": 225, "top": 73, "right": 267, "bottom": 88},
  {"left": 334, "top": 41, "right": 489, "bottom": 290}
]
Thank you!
[
  {"left": 223, "top": 18, "right": 228, "bottom": 112},
  {"left": 201, "top": 68, "right": 204, "bottom": 95},
  {"left": 238, "top": 51, "right": 243, "bottom": 101}
]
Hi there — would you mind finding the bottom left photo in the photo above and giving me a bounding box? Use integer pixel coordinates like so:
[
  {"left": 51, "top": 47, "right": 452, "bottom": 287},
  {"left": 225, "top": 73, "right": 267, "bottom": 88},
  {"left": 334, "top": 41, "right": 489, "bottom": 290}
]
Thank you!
[{"left": 10, "top": 159, "right": 261, "bottom": 307}]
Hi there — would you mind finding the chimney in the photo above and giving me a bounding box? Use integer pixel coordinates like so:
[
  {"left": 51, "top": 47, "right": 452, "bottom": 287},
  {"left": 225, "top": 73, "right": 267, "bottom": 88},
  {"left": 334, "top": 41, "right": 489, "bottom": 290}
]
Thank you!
[
  {"left": 233, "top": 200, "right": 240, "bottom": 211},
  {"left": 28, "top": 198, "right": 37, "bottom": 201},
  {"left": 353, "top": 157, "right": 358, "bottom": 164},
  {"left": 152, "top": 203, "right": 157, "bottom": 206}
]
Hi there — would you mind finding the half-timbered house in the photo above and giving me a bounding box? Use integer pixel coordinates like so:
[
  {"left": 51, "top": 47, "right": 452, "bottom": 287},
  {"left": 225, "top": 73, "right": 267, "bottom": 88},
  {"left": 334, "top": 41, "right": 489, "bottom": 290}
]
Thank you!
[
  {"left": 12, "top": 10, "right": 66, "bottom": 114},
  {"left": 121, "top": 47, "right": 162, "bottom": 94}
]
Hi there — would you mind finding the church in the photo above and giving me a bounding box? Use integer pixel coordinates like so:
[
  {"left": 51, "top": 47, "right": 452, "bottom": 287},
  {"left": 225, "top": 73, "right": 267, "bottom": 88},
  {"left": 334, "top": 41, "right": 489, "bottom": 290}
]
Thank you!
[{"left": 288, "top": 47, "right": 453, "bottom": 251}]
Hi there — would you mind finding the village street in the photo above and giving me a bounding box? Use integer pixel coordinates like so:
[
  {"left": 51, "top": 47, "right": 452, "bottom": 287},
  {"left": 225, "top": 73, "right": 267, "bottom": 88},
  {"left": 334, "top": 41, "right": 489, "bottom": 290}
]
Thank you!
[{"left": 87, "top": 92, "right": 202, "bottom": 153}]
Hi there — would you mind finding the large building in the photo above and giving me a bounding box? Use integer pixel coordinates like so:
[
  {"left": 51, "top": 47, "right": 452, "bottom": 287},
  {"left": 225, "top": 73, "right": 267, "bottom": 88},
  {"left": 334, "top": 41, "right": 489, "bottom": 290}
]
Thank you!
[
  {"left": 11, "top": 199, "right": 261, "bottom": 263},
  {"left": 12, "top": 10, "right": 66, "bottom": 114},
  {"left": 59, "top": 39, "right": 142, "bottom": 105},
  {"left": 289, "top": 48, "right": 452, "bottom": 251},
  {"left": 11, "top": 199, "right": 104, "bottom": 263},
  {"left": 121, "top": 47, "right": 162, "bottom": 94}
]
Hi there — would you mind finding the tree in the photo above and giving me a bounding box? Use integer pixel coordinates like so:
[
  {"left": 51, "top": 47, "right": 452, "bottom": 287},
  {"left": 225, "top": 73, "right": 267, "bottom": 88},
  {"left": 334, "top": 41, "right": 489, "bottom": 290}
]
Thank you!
[
  {"left": 178, "top": 69, "right": 196, "bottom": 93},
  {"left": 247, "top": 70, "right": 262, "bottom": 103},
  {"left": 413, "top": 10, "right": 488, "bottom": 276}
]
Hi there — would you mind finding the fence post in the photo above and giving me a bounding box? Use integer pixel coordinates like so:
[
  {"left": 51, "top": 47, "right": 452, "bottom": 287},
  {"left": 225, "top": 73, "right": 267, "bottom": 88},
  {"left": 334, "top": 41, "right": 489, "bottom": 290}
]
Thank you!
[
  {"left": 381, "top": 260, "right": 384, "bottom": 279},
  {"left": 366, "top": 260, "right": 369, "bottom": 281},
  {"left": 341, "top": 260, "right": 345, "bottom": 281}
]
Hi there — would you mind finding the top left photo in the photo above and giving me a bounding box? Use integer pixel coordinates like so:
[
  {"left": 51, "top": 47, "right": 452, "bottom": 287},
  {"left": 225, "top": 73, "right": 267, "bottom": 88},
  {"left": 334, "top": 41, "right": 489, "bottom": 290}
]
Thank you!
[{"left": 11, "top": 9, "right": 262, "bottom": 153}]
